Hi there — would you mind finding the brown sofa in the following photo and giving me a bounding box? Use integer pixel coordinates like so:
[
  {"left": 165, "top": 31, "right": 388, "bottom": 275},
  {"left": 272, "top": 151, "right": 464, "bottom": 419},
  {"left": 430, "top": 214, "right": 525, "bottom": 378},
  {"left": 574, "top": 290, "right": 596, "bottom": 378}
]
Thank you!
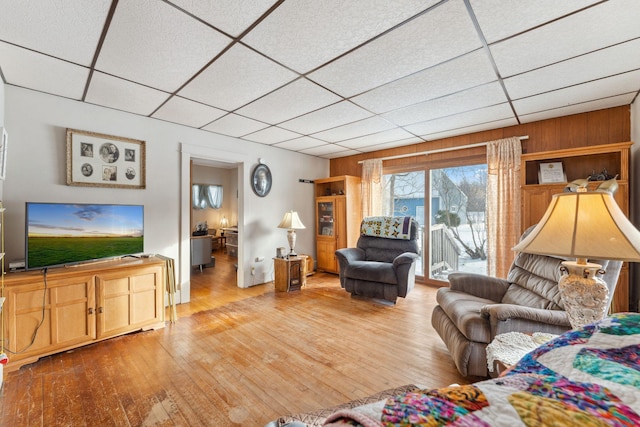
[{"left": 431, "top": 228, "right": 622, "bottom": 377}]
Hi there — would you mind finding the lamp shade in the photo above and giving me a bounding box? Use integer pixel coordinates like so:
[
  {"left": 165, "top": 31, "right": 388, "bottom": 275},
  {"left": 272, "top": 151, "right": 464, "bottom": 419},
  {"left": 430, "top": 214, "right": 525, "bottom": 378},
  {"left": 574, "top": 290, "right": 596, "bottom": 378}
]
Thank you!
[
  {"left": 513, "top": 191, "right": 640, "bottom": 261},
  {"left": 278, "top": 211, "right": 305, "bottom": 230}
]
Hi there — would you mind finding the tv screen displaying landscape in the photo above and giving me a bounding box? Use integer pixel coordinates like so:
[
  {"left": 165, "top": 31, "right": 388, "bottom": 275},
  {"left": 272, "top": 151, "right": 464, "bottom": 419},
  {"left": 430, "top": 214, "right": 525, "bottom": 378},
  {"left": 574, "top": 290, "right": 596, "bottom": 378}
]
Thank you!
[{"left": 26, "top": 203, "right": 144, "bottom": 270}]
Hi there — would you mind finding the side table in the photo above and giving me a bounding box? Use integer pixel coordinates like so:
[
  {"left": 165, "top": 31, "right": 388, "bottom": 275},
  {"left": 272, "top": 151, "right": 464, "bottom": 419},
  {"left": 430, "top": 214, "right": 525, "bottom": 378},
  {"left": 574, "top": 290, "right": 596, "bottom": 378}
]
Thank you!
[
  {"left": 274, "top": 256, "right": 307, "bottom": 292},
  {"left": 486, "top": 332, "right": 558, "bottom": 377}
]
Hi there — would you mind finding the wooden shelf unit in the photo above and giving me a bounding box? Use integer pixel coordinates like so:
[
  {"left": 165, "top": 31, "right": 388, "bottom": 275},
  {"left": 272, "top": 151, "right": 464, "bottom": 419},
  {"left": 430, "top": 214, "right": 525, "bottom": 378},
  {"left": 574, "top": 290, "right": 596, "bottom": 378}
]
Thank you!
[
  {"left": 314, "top": 176, "right": 362, "bottom": 273},
  {"left": 520, "top": 141, "right": 633, "bottom": 312},
  {"left": 3, "top": 256, "right": 165, "bottom": 371}
]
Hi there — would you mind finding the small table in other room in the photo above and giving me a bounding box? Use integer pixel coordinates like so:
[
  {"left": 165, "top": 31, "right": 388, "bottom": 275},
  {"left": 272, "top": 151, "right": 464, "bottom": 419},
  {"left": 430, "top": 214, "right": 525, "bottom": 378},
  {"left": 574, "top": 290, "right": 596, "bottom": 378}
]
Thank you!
[
  {"left": 486, "top": 331, "right": 558, "bottom": 377},
  {"left": 274, "top": 256, "right": 307, "bottom": 292}
]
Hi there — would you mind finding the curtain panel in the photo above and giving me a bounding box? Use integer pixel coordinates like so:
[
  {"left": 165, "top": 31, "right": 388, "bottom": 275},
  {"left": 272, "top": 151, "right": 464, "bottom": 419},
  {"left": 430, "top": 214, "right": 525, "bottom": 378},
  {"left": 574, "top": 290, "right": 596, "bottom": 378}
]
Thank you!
[
  {"left": 487, "top": 137, "right": 521, "bottom": 278},
  {"left": 361, "top": 159, "right": 383, "bottom": 217},
  {"left": 192, "top": 184, "right": 223, "bottom": 209}
]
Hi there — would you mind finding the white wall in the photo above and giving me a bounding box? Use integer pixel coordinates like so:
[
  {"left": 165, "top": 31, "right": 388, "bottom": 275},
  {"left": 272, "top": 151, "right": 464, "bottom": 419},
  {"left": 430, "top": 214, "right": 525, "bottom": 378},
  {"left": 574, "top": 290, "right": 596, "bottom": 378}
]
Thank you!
[
  {"left": 3, "top": 86, "right": 328, "bottom": 299},
  {"left": 631, "top": 101, "right": 639, "bottom": 311},
  {"left": 0, "top": 80, "right": 5, "bottom": 201}
]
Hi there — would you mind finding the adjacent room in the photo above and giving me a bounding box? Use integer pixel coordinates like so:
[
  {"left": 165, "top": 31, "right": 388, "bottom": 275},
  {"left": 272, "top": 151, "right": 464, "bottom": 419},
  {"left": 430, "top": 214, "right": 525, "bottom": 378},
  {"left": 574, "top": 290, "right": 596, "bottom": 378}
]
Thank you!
[{"left": 0, "top": 1, "right": 639, "bottom": 426}]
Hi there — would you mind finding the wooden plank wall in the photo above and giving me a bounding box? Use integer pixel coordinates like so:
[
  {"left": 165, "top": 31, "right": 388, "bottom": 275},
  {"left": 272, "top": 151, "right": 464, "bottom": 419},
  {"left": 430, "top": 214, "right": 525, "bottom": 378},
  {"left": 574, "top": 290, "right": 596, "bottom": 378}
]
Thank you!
[{"left": 330, "top": 105, "right": 631, "bottom": 177}]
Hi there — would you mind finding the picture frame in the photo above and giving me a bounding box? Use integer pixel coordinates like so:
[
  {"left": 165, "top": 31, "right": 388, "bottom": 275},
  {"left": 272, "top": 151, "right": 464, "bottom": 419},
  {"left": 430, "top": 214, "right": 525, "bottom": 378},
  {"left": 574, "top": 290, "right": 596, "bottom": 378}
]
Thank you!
[
  {"left": 538, "top": 161, "right": 566, "bottom": 184},
  {"left": 0, "top": 127, "right": 7, "bottom": 180},
  {"left": 66, "top": 128, "right": 146, "bottom": 189},
  {"left": 251, "top": 163, "right": 272, "bottom": 197}
]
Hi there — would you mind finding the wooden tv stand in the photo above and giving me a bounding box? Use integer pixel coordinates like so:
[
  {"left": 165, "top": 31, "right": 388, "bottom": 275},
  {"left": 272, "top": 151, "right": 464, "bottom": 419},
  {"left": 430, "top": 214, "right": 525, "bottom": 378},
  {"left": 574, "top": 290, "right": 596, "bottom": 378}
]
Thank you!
[{"left": 2, "top": 257, "right": 166, "bottom": 371}]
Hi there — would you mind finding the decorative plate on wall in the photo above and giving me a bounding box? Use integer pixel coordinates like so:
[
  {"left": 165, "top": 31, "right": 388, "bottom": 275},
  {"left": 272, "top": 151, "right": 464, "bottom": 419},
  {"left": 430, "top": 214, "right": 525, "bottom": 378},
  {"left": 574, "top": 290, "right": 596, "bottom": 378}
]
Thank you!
[{"left": 251, "top": 163, "right": 272, "bottom": 197}]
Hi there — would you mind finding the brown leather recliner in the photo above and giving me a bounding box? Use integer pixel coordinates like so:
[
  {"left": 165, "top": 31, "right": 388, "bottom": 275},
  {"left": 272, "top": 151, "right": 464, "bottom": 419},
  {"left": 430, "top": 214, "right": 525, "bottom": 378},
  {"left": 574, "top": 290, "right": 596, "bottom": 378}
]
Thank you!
[{"left": 431, "top": 227, "right": 622, "bottom": 377}]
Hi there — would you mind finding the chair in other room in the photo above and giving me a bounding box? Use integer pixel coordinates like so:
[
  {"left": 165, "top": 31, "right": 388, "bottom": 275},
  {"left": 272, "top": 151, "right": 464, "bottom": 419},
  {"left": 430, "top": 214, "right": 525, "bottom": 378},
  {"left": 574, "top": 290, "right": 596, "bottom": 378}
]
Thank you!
[
  {"left": 431, "top": 226, "right": 622, "bottom": 377},
  {"left": 335, "top": 216, "right": 420, "bottom": 304}
]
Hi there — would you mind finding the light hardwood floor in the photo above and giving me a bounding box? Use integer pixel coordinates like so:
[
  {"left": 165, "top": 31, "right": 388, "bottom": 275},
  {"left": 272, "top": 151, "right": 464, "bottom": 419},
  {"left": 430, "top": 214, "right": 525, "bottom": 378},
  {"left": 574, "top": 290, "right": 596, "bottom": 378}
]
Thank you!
[{"left": 0, "top": 251, "right": 478, "bottom": 426}]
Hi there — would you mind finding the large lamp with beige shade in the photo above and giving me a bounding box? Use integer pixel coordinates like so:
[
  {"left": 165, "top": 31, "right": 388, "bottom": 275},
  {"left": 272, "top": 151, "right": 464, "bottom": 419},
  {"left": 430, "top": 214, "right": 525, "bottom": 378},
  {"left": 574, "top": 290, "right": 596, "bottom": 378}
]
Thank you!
[{"left": 513, "top": 184, "right": 640, "bottom": 329}]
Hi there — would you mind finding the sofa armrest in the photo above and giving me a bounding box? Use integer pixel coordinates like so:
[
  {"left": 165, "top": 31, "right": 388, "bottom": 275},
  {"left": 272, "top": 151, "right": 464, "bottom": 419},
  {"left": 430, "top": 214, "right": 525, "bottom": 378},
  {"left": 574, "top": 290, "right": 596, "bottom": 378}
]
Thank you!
[
  {"left": 448, "top": 272, "right": 510, "bottom": 302},
  {"left": 481, "top": 303, "right": 570, "bottom": 327}
]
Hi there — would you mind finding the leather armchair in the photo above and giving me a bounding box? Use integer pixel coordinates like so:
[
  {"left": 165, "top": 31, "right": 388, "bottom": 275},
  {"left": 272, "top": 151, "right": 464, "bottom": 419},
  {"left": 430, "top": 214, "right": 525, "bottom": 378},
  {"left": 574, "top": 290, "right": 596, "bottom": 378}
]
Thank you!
[
  {"left": 431, "top": 227, "right": 622, "bottom": 377},
  {"left": 335, "top": 217, "right": 420, "bottom": 304}
]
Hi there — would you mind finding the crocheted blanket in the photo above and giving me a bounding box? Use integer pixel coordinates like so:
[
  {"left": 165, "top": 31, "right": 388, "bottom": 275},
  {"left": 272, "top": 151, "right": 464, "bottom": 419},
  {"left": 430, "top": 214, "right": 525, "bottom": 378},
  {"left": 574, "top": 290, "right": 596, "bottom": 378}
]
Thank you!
[
  {"left": 360, "top": 216, "right": 412, "bottom": 240},
  {"left": 323, "top": 312, "right": 640, "bottom": 426}
]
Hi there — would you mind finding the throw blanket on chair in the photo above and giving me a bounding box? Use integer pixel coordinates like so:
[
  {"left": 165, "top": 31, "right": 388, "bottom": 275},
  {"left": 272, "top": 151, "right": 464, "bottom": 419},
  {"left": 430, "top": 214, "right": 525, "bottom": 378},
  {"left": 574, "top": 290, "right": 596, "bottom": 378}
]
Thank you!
[{"left": 361, "top": 216, "right": 412, "bottom": 240}]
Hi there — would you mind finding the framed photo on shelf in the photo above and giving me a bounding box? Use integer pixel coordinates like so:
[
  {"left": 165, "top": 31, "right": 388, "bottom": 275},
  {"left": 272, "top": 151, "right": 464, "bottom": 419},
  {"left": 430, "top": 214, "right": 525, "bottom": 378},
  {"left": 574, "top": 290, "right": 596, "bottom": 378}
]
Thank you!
[
  {"left": 66, "top": 128, "right": 146, "bottom": 189},
  {"left": 538, "top": 161, "right": 566, "bottom": 184},
  {"left": 0, "top": 127, "right": 8, "bottom": 180}
]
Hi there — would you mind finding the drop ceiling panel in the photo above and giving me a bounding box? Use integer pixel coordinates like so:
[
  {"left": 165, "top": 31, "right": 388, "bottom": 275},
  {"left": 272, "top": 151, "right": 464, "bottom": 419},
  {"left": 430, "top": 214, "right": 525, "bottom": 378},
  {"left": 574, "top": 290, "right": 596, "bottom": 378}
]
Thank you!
[
  {"left": 242, "top": 0, "right": 436, "bottom": 73},
  {"left": 151, "top": 96, "right": 226, "bottom": 128},
  {"left": 351, "top": 49, "right": 497, "bottom": 114},
  {"left": 300, "top": 144, "right": 353, "bottom": 157},
  {"left": 406, "top": 103, "right": 515, "bottom": 136},
  {"left": 96, "top": 1, "right": 231, "bottom": 92},
  {"left": 491, "top": 0, "right": 640, "bottom": 77},
  {"left": 0, "top": 0, "right": 111, "bottom": 66},
  {"left": 383, "top": 82, "right": 507, "bottom": 127},
  {"left": 235, "top": 78, "right": 341, "bottom": 124},
  {"left": 178, "top": 44, "right": 298, "bottom": 111},
  {"left": 513, "top": 70, "right": 640, "bottom": 116},
  {"left": 242, "top": 126, "right": 301, "bottom": 144},
  {"left": 321, "top": 149, "right": 362, "bottom": 159},
  {"left": 85, "top": 72, "right": 170, "bottom": 116},
  {"left": 0, "top": 42, "right": 88, "bottom": 99},
  {"left": 470, "top": 0, "right": 601, "bottom": 43},
  {"left": 279, "top": 101, "right": 373, "bottom": 134},
  {"left": 519, "top": 94, "right": 636, "bottom": 124},
  {"left": 202, "top": 113, "right": 269, "bottom": 137},
  {"left": 309, "top": 0, "right": 483, "bottom": 97},
  {"left": 504, "top": 39, "right": 640, "bottom": 100},
  {"left": 338, "top": 128, "right": 416, "bottom": 149},
  {"left": 311, "top": 116, "right": 397, "bottom": 143},
  {"left": 168, "top": 0, "right": 278, "bottom": 37},
  {"left": 423, "top": 118, "right": 518, "bottom": 141},
  {"left": 273, "top": 137, "right": 328, "bottom": 151}
]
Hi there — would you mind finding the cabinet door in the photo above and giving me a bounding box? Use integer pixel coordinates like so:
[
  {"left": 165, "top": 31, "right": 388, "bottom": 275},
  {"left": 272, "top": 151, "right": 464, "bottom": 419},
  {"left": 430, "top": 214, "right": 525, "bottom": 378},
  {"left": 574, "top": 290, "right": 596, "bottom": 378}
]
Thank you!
[
  {"left": 334, "top": 197, "right": 347, "bottom": 250},
  {"left": 5, "top": 274, "right": 95, "bottom": 362},
  {"left": 521, "top": 187, "right": 553, "bottom": 231},
  {"left": 96, "top": 264, "right": 164, "bottom": 339},
  {"left": 317, "top": 238, "right": 337, "bottom": 273},
  {"left": 317, "top": 198, "right": 335, "bottom": 237}
]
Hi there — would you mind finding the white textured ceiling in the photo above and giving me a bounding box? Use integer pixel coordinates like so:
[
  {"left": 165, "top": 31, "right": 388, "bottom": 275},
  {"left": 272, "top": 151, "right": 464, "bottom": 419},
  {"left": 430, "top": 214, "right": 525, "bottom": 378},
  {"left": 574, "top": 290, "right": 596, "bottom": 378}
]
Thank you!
[{"left": 0, "top": 0, "right": 638, "bottom": 159}]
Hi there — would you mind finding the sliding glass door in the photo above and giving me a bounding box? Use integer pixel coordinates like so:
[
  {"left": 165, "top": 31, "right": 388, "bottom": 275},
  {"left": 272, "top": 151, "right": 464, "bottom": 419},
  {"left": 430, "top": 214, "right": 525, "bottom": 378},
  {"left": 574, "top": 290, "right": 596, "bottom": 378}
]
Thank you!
[{"left": 382, "top": 162, "right": 487, "bottom": 282}]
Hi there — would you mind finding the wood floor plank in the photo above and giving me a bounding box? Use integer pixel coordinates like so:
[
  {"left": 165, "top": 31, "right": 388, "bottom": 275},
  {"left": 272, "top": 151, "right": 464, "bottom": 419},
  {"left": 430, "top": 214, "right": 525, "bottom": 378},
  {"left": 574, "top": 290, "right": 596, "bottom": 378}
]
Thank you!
[{"left": 0, "top": 252, "right": 478, "bottom": 426}]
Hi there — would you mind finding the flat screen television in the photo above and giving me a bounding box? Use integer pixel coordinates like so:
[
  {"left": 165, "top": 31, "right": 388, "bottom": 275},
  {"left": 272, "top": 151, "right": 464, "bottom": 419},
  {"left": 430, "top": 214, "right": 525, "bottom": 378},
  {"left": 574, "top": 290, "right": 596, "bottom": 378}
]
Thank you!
[{"left": 26, "top": 202, "right": 144, "bottom": 270}]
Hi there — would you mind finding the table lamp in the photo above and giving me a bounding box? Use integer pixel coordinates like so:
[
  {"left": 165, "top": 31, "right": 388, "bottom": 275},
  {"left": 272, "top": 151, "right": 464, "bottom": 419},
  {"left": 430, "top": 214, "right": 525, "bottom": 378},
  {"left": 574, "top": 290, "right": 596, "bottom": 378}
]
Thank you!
[
  {"left": 219, "top": 216, "right": 229, "bottom": 235},
  {"left": 278, "top": 211, "right": 305, "bottom": 257},
  {"left": 513, "top": 185, "right": 640, "bottom": 328}
]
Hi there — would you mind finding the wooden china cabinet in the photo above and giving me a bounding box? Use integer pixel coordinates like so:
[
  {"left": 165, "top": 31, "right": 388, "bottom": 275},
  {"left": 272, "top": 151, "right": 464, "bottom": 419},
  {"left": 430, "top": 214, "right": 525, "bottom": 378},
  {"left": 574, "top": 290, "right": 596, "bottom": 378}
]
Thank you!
[
  {"left": 520, "top": 141, "right": 633, "bottom": 312},
  {"left": 315, "top": 176, "right": 362, "bottom": 273}
]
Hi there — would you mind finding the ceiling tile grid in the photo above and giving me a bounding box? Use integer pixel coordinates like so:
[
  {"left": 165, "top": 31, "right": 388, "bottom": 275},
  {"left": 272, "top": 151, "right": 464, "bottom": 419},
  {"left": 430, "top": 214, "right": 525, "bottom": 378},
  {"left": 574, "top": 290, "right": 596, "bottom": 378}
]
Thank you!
[{"left": 0, "top": 0, "right": 638, "bottom": 159}]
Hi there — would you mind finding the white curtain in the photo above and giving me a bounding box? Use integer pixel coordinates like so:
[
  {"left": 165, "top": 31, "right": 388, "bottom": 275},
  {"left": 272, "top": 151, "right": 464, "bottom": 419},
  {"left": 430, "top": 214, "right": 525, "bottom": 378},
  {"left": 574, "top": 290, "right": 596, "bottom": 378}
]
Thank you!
[
  {"left": 486, "top": 137, "right": 521, "bottom": 278},
  {"left": 192, "top": 184, "right": 223, "bottom": 209},
  {"left": 361, "top": 159, "right": 383, "bottom": 217}
]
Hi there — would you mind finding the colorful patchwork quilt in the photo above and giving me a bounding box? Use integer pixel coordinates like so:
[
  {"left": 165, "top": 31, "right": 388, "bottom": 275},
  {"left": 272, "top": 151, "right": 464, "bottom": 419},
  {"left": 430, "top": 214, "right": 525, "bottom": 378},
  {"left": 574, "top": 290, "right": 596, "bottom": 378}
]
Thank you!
[{"left": 323, "top": 313, "right": 640, "bottom": 426}]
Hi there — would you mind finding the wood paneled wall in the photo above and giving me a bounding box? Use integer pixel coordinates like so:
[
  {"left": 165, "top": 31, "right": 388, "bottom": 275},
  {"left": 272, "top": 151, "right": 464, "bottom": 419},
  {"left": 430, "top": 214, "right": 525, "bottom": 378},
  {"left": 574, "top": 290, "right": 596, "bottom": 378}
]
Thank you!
[{"left": 330, "top": 105, "right": 631, "bottom": 177}]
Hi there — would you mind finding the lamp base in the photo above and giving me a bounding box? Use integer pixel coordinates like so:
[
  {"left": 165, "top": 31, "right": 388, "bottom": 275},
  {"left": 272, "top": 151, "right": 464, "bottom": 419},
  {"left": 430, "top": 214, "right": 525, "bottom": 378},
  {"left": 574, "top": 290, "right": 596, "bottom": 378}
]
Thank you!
[{"left": 558, "top": 261, "right": 608, "bottom": 329}]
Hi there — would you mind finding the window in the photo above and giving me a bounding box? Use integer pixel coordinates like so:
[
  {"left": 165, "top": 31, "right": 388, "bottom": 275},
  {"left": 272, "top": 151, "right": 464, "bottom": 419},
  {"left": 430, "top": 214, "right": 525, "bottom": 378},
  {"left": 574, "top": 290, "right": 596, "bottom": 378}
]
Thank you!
[{"left": 192, "top": 184, "right": 223, "bottom": 209}]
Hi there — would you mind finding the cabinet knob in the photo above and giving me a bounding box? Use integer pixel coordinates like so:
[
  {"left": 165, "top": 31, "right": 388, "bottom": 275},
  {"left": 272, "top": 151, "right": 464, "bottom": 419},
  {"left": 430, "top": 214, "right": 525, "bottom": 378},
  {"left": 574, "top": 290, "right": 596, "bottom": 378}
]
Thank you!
[
  {"left": 98, "top": 307, "right": 104, "bottom": 314},
  {"left": 88, "top": 307, "right": 94, "bottom": 315}
]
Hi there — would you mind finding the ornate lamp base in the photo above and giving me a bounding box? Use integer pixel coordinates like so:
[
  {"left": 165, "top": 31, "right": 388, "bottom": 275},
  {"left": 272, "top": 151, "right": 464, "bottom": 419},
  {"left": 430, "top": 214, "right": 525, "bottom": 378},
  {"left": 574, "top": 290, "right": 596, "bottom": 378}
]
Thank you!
[{"left": 558, "top": 260, "right": 608, "bottom": 329}]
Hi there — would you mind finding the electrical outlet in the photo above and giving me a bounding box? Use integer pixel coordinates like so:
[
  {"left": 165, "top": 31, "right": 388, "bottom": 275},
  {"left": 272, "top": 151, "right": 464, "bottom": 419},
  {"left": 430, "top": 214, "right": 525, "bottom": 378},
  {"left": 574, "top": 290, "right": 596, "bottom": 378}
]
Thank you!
[{"left": 251, "top": 267, "right": 255, "bottom": 276}]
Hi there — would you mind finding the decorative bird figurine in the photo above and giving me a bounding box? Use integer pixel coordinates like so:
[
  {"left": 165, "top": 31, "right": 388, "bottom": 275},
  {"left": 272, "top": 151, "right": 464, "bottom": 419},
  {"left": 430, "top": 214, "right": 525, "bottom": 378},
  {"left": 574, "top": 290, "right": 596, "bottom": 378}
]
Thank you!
[
  {"left": 596, "top": 175, "right": 619, "bottom": 195},
  {"left": 563, "top": 178, "right": 589, "bottom": 193}
]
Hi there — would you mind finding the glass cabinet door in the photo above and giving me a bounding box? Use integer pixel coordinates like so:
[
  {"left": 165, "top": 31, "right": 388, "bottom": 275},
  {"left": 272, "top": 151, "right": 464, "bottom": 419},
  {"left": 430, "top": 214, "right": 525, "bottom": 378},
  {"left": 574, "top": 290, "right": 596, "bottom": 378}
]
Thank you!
[{"left": 317, "top": 200, "right": 334, "bottom": 236}]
